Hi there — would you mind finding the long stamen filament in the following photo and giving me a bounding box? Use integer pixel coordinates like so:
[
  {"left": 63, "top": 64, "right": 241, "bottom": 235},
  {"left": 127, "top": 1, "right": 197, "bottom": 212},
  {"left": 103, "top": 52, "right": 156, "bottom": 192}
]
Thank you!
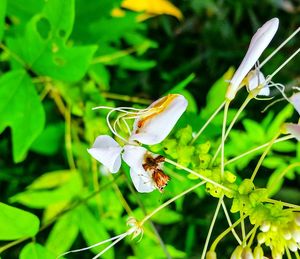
[
  {"left": 221, "top": 101, "right": 230, "bottom": 178},
  {"left": 260, "top": 27, "right": 300, "bottom": 68},
  {"left": 191, "top": 101, "right": 226, "bottom": 144},
  {"left": 201, "top": 195, "right": 224, "bottom": 259}
]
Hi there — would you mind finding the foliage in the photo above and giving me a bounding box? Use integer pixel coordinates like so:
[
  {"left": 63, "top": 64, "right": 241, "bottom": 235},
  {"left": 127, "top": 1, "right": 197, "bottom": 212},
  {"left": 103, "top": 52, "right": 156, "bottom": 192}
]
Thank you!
[{"left": 0, "top": 0, "right": 299, "bottom": 259}]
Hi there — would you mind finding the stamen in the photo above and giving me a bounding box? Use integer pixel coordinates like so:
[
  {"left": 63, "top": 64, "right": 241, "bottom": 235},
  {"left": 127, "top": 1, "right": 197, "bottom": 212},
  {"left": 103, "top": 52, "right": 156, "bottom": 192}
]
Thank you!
[
  {"left": 56, "top": 233, "right": 126, "bottom": 258},
  {"left": 260, "top": 27, "right": 300, "bottom": 68}
]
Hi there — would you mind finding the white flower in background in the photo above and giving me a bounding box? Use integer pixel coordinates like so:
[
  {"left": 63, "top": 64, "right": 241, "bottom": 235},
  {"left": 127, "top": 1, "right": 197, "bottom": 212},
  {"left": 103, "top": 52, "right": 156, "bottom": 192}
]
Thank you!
[
  {"left": 284, "top": 92, "right": 300, "bottom": 141},
  {"left": 88, "top": 94, "right": 188, "bottom": 192},
  {"left": 290, "top": 92, "right": 300, "bottom": 115},
  {"left": 226, "top": 18, "right": 279, "bottom": 100}
]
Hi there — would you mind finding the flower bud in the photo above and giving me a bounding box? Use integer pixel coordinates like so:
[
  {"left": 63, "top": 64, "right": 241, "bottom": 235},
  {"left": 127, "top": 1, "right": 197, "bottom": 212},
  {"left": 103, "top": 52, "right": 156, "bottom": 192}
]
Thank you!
[
  {"left": 257, "top": 232, "right": 266, "bottom": 244},
  {"left": 282, "top": 229, "right": 292, "bottom": 240},
  {"left": 230, "top": 246, "right": 243, "bottom": 259},
  {"left": 241, "top": 247, "right": 254, "bottom": 259},
  {"left": 253, "top": 245, "right": 264, "bottom": 259},
  {"left": 206, "top": 250, "right": 217, "bottom": 259},
  {"left": 287, "top": 239, "right": 298, "bottom": 252},
  {"left": 294, "top": 213, "right": 300, "bottom": 226},
  {"left": 260, "top": 221, "right": 270, "bottom": 232}
]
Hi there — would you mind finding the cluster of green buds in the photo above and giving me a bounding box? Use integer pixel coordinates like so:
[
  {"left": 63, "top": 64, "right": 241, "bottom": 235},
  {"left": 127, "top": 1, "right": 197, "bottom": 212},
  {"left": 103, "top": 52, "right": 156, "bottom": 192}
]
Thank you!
[
  {"left": 151, "top": 125, "right": 238, "bottom": 198},
  {"left": 229, "top": 179, "right": 300, "bottom": 258}
]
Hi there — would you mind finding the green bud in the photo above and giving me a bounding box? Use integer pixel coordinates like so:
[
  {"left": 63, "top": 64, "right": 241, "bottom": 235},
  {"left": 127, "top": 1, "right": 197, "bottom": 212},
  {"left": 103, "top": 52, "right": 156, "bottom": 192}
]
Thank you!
[
  {"left": 238, "top": 179, "right": 255, "bottom": 195},
  {"left": 149, "top": 143, "right": 163, "bottom": 153},
  {"left": 178, "top": 146, "right": 195, "bottom": 167},
  {"left": 175, "top": 125, "right": 193, "bottom": 145},
  {"left": 224, "top": 171, "right": 236, "bottom": 183},
  {"left": 249, "top": 188, "right": 268, "bottom": 206},
  {"left": 198, "top": 141, "right": 211, "bottom": 154},
  {"left": 230, "top": 245, "right": 243, "bottom": 259},
  {"left": 163, "top": 139, "right": 178, "bottom": 159},
  {"left": 206, "top": 251, "right": 217, "bottom": 259},
  {"left": 253, "top": 245, "right": 264, "bottom": 259},
  {"left": 199, "top": 154, "right": 212, "bottom": 169}
]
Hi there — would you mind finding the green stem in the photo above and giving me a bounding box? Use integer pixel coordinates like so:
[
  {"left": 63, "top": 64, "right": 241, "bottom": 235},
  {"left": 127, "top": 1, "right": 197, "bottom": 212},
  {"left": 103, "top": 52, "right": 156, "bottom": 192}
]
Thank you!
[
  {"left": 220, "top": 101, "right": 230, "bottom": 178},
  {"left": 264, "top": 198, "right": 300, "bottom": 210},
  {"left": 209, "top": 218, "right": 242, "bottom": 252},
  {"left": 201, "top": 195, "right": 224, "bottom": 259},
  {"left": 165, "top": 158, "right": 234, "bottom": 194},
  {"left": 225, "top": 135, "right": 293, "bottom": 166},
  {"left": 211, "top": 96, "right": 252, "bottom": 166},
  {"left": 250, "top": 132, "right": 280, "bottom": 182},
  {"left": 191, "top": 101, "right": 226, "bottom": 144},
  {"left": 101, "top": 92, "right": 152, "bottom": 105},
  {"left": 140, "top": 181, "right": 206, "bottom": 225}
]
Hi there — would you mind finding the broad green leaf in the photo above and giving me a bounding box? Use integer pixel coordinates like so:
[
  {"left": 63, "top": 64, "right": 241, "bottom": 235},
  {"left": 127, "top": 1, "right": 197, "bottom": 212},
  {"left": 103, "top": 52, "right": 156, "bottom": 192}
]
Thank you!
[
  {"left": 10, "top": 172, "right": 82, "bottom": 208},
  {"left": 0, "top": 0, "right": 6, "bottom": 41},
  {"left": 7, "top": 0, "right": 43, "bottom": 22},
  {"left": 20, "top": 243, "right": 56, "bottom": 259},
  {"left": 273, "top": 140, "right": 296, "bottom": 153},
  {"left": 46, "top": 212, "right": 79, "bottom": 255},
  {"left": 267, "top": 166, "right": 287, "bottom": 197},
  {"left": 7, "top": 0, "right": 97, "bottom": 82},
  {"left": 27, "top": 170, "right": 74, "bottom": 190},
  {"left": 0, "top": 70, "right": 45, "bottom": 162},
  {"left": 0, "top": 203, "right": 39, "bottom": 240},
  {"left": 262, "top": 157, "right": 286, "bottom": 169},
  {"left": 76, "top": 205, "right": 113, "bottom": 259},
  {"left": 30, "top": 122, "right": 64, "bottom": 155},
  {"left": 243, "top": 119, "right": 265, "bottom": 143}
]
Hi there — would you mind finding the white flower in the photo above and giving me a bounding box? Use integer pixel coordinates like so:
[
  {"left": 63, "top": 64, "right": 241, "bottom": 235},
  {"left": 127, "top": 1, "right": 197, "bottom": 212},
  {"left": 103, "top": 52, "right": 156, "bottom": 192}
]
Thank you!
[
  {"left": 88, "top": 94, "right": 187, "bottom": 192},
  {"left": 290, "top": 92, "right": 300, "bottom": 115},
  {"left": 246, "top": 70, "right": 270, "bottom": 96},
  {"left": 226, "top": 18, "right": 279, "bottom": 100},
  {"left": 285, "top": 123, "right": 300, "bottom": 141}
]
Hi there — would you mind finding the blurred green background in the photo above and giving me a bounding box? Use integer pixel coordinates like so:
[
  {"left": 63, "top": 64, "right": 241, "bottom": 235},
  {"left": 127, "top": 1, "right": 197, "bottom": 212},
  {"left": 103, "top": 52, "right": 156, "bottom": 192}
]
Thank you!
[{"left": 0, "top": 0, "right": 299, "bottom": 258}]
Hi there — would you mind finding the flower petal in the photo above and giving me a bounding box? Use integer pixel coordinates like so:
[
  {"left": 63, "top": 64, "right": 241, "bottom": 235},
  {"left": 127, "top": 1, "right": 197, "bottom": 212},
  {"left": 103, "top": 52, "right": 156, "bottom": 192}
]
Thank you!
[
  {"left": 226, "top": 18, "right": 279, "bottom": 100},
  {"left": 247, "top": 70, "right": 270, "bottom": 96},
  {"left": 285, "top": 123, "right": 300, "bottom": 141},
  {"left": 290, "top": 92, "right": 300, "bottom": 115},
  {"left": 87, "top": 135, "right": 122, "bottom": 173},
  {"left": 130, "top": 94, "right": 188, "bottom": 145},
  {"left": 122, "top": 145, "right": 155, "bottom": 193}
]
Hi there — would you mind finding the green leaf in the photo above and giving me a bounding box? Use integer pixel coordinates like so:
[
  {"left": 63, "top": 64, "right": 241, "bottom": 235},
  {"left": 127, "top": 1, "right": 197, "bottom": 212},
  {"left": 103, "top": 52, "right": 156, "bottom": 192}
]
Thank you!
[
  {"left": 0, "top": 70, "right": 45, "bottom": 162},
  {"left": 201, "top": 67, "right": 235, "bottom": 118},
  {"left": 76, "top": 205, "right": 113, "bottom": 259},
  {"left": 27, "top": 170, "right": 74, "bottom": 190},
  {"left": 7, "top": 0, "right": 97, "bottom": 82},
  {"left": 46, "top": 212, "right": 79, "bottom": 255},
  {"left": 167, "top": 73, "right": 196, "bottom": 94},
  {"left": 0, "top": 203, "right": 39, "bottom": 240},
  {"left": 0, "top": 0, "right": 6, "bottom": 41},
  {"left": 243, "top": 119, "right": 265, "bottom": 143},
  {"left": 267, "top": 104, "right": 293, "bottom": 138},
  {"left": 20, "top": 243, "right": 56, "bottom": 259},
  {"left": 262, "top": 157, "right": 286, "bottom": 169},
  {"left": 7, "top": 0, "right": 43, "bottom": 22},
  {"left": 272, "top": 140, "right": 296, "bottom": 153},
  {"left": 30, "top": 122, "right": 64, "bottom": 155},
  {"left": 150, "top": 208, "right": 182, "bottom": 225},
  {"left": 10, "top": 171, "right": 82, "bottom": 208}
]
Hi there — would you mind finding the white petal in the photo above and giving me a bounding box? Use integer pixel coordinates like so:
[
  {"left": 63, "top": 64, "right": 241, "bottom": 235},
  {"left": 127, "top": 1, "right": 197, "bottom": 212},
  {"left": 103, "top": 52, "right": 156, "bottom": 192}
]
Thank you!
[
  {"left": 286, "top": 123, "right": 300, "bottom": 141},
  {"left": 122, "top": 145, "right": 155, "bottom": 193},
  {"left": 87, "top": 135, "right": 122, "bottom": 173},
  {"left": 290, "top": 92, "right": 300, "bottom": 115},
  {"left": 129, "top": 94, "right": 188, "bottom": 145},
  {"left": 226, "top": 18, "right": 279, "bottom": 100},
  {"left": 130, "top": 168, "right": 155, "bottom": 193},
  {"left": 247, "top": 70, "right": 270, "bottom": 96}
]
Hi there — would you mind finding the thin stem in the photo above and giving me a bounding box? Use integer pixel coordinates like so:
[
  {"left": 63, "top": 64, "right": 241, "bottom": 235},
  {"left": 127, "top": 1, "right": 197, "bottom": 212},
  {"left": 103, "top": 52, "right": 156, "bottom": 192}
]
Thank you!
[
  {"left": 65, "top": 107, "right": 76, "bottom": 170},
  {"left": 286, "top": 246, "right": 292, "bottom": 259},
  {"left": 211, "top": 96, "right": 252, "bottom": 166},
  {"left": 267, "top": 47, "right": 300, "bottom": 82},
  {"left": 221, "top": 201, "right": 242, "bottom": 245},
  {"left": 221, "top": 101, "right": 230, "bottom": 178},
  {"left": 101, "top": 92, "right": 152, "bottom": 105},
  {"left": 225, "top": 135, "right": 293, "bottom": 166},
  {"left": 264, "top": 198, "right": 300, "bottom": 210},
  {"left": 267, "top": 162, "right": 300, "bottom": 195},
  {"left": 250, "top": 132, "right": 280, "bottom": 182},
  {"left": 240, "top": 211, "right": 246, "bottom": 242},
  {"left": 140, "top": 181, "right": 206, "bottom": 225},
  {"left": 191, "top": 101, "right": 226, "bottom": 144},
  {"left": 260, "top": 27, "right": 300, "bottom": 68},
  {"left": 209, "top": 218, "right": 242, "bottom": 252},
  {"left": 124, "top": 175, "right": 171, "bottom": 259},
  {"left": 165, "top": 158, "right": 234, "bottom": 194},
  {"left": 201, "top": 195, "right": 224, "bottom": 259},
  {"left": 247, "top": 225, "right": 258, "bottom": 248}
]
